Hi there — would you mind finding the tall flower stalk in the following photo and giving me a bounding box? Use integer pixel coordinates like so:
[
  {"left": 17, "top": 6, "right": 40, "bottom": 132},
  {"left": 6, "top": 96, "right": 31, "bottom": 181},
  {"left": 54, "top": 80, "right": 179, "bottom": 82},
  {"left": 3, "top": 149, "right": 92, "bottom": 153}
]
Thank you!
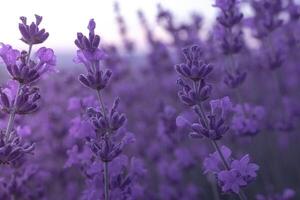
[
  {"left": 0, "top": 14, "right": 56, "bottom": 165},
  {"left": 175, "top": 45, "right": 258, "bottom": 200},
  {"left": 74, "top": 19, "right": 129, "bottom": 200},
  {"left": 214, "top": 0, "right": 246, "bottom": 93}
]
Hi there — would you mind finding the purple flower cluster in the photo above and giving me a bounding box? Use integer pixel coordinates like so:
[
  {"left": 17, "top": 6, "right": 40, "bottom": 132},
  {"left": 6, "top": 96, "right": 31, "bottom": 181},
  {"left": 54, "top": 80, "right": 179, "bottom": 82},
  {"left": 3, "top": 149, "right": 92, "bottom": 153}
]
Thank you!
[
  {"left": 71, "top": 19, "right": 142, "bottom": 200},
  {"left": 175, "top": 45, "right": 259, "bottom": 198},
  {"left": 204, "top": 145, "right": 259, "bottom": 193},
  {"left": 214, "top": 0, "right": 247, "bottom": 89},
  {"left": 0, "top": 14, "right": 56, "bottom": 199}
]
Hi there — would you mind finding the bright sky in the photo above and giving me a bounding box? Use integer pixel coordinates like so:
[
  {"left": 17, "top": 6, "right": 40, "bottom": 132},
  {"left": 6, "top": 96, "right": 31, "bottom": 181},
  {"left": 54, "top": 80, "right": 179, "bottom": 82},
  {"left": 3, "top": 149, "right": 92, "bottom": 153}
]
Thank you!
[{"left": 0, "top": 0, "right": 216, "bottom": 53}]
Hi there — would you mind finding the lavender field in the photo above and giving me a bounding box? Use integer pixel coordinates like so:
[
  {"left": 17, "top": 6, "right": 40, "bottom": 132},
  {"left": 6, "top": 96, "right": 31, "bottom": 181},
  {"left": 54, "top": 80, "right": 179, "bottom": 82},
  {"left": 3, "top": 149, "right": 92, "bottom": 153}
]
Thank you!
[{"left": 0, "top": 0, "right": 300, "bottom": 199}]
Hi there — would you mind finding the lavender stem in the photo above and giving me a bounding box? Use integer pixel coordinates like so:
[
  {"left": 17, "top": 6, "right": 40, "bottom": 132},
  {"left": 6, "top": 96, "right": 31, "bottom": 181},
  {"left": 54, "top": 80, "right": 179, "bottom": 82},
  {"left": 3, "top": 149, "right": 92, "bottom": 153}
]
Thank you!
[
  {"left": 5, "top": 44, "right": 32, "bottom": 140},
  {"left": 26, "top": 44, "right": 33, "bottom": 63},
  {"left": 103, "top": 161, "right": 109, "bottom": 200},
  {"left": 5, "top": 84, "right": 21, "bottom": 141},
  {"left": 96, "top": 89, "right": 110, "bottom": 200}
]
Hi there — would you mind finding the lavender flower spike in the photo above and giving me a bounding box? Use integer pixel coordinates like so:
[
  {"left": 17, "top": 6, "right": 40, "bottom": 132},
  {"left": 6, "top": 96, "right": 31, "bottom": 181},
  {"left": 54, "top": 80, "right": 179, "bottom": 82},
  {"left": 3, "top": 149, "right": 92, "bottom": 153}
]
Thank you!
[
  {"left": 19, "top": 14, "right": 49, "bottom": 45},
  {"left": 74, "top": 19, "right": 132, "bottom": 200}
]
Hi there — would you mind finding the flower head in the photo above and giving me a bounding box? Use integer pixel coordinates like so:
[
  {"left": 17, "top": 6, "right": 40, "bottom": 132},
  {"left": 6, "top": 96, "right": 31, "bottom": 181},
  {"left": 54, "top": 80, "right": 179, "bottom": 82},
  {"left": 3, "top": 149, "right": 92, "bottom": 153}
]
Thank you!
[
  {"left": 231, "top": 103, "right": 265, "bottom": 136},
  {"left": 192, "top": 106, "right": 229, "bottom": 140},
  {"left": 19, "top": 15, "right": 49, "bottom": 45},
  {"left": 0, "top": 82, "right": 40, "bottom": 115},
  {"left": 74, "top": 19, "right": 107, "bottom": 64},
  {"left": 203, "top": 145, "right": 232, "bottom": 173},
  {"left": 78, "top": 69, "right": 112, "bottom": 91},
  {"left": 218, "top": 169, "right": 247, "bottom": 193},
  {"left": 87, "top": 98, "right": 126, "bottom": 136},
  {"left": 177, "top": 79, "right": 212, "bottom": 106},
  {"left": 231, "top": 154, "right": 259, "bottom": 182},
  {"left": 3, "top": 47, "right": 57, "bottom": 84},
  {"left": 175, "top": 45, "right": 213, "bottom": 81},
  {"left": 0, "top": 130, "right": 34, "bottom": 165},
  {"left": 214, "top": 0, "right": 243, "bottom": 28}
]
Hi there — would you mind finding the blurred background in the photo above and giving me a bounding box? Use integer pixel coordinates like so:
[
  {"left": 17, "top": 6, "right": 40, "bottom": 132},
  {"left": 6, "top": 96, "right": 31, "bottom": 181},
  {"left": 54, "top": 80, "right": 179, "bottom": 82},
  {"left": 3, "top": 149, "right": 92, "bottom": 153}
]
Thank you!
[{"left": 0, "top": 0, "right": 216, "bottom": 53}]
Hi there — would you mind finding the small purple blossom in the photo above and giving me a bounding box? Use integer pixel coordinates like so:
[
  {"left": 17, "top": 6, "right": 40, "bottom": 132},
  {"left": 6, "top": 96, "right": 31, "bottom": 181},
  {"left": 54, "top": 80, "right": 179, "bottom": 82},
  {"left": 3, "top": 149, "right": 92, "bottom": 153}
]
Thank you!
[
  {"left": 231, "top": 103, "right": 266, "bottom": 136},
  {"left": 203, "top": 145, "right": 232, "bottom": 173},
  {"left": 19, "top": 14, "right": 49, "bottom": 45},
  {"left": 218, "top": 169, "right": 247, "bottom": 193},
  {"left": 175, "top": 46, "right": 213, "bottom": 81},
  {"left": 74, "top": 19, "right": 107, "bottom": 64},
  {"left": 0, "top": 43, "right": 20, "bottom": 66},
  {"left": 0, "top": 130, "right": 34, "bottom": 165},
  {"left": 231, "top": 154, "right": 259, "bottom": 182}
]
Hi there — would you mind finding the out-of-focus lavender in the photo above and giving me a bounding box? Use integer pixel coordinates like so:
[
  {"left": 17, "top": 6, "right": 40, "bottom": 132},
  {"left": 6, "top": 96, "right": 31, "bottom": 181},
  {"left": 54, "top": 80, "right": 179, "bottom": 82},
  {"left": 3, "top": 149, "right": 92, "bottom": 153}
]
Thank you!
[{"left": 0, "top": 0, "right": 299, "bottom": 199}]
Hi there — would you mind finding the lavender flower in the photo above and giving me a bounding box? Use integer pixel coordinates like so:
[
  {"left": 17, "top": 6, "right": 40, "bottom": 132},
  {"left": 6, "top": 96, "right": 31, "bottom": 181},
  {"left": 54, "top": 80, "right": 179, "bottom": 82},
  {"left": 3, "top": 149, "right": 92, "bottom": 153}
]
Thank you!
[
  {"left": 214, "top": 0, "right": 247, "bottom": 90},
  {"left": 191, "top": 111, "right": 229, "bottom": 140},
  {"left": 19, "top": 15, "right": 49, "bottom": 45},
  {"left": 74, "top": 19, "right": 112, "bottom": 91},
  {"left": 230, "top": 154, "right": 259, "bottom": 182},
  {"left": 74, "top": 19, "right": 135, "bottom": 200},
  {"left": 177, "top": 79, "right": 212, "bottom": 106},
  {"left": 175, "top": 45, "right": 213, "bottom": 81},
  {"left": 231, "top": 103, "right": 265, "bottom": 136},
  {"left": 214, "top": 0, "right": 243, "bottom": 28},
  {"left": 218, "top": 169, "right": 247, "bottom": 194},
  {"left": 0, "top": 130, "right": 34, "bottom": 165},
  {"left": 175, "top": 44, "right": 261, "bottom": 199},
  {"left": 0, "top": 43, "right": 20, "bottom": 66},
  {"left": 74, "top": 19, "right": 106, "bottom": 63},
  {"left": 224, "top": 69, "right": 247, "bottom": 89},
  {"left": 204, "top": 146, "right": 259, "bottom": 194},
  {"left": 203, "top": 145, "right": 232, "bottom": 173},
  {"left": 0, "top": 45, "right": 56, "bottom": 84},
  {"left": 249, "top": 0, "right": 284, "bottom": 38}
]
